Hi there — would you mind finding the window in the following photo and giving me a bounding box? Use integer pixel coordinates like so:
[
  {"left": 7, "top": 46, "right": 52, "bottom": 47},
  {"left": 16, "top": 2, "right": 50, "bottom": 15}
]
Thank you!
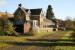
[
  {"left": 26, "top": 14, "right": 30, "bottom": 20},
  {"left": 32, "top": 20, "right": 38, "bottom": 27}
]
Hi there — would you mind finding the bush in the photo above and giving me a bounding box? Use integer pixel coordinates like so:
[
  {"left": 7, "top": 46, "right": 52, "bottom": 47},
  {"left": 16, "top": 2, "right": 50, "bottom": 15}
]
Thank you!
[
  {"left": 4, "top": 20, "right": 14, "bottom": 35},
  {"left": 0, "top": 19, "right": 19, "bottom": 36},
  {"left": 28, "top": 28, "right": 38, "bottom": 36},
  {"left": 0, "top": 14, "right": 18, "bottom": 36}
]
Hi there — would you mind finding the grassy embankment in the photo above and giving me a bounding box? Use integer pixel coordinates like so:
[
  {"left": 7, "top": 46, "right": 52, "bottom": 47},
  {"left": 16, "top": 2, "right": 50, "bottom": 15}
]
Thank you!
[
  {"left": 0, "top": 30, "right": 74, "bottom": 50},
  {"left": 55, "top": 31, "right": 75, "bottom": 50},
  {"left": 0, "top": 30, "right": 52, "bottom": 49},
  {"left": 0, "top": 36, "right": 27, "bottom": 50}
]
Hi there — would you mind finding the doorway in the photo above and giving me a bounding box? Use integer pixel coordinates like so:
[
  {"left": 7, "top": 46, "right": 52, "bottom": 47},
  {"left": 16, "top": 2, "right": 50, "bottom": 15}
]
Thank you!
[{"left": 15, "top": 24, "right": 24, "bottom": 34}]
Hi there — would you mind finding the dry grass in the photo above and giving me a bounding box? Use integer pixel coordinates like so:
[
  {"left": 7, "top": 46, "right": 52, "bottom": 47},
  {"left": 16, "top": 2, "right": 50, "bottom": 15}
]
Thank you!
[
  {"left": 55, "top": 46, "right": 75, "bottom": 50},
  {"left": 0, "top": 36, "right": 27, "bottom": 49}
]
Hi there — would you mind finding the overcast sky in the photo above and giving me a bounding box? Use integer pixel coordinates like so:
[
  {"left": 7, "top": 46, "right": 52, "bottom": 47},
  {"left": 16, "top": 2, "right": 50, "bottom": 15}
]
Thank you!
[{"left": 0, "top": 0, "right": 75, "bottom": 20}]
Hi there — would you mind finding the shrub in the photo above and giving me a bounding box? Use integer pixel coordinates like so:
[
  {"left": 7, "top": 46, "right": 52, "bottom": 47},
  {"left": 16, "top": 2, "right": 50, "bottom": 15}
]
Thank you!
[
  {"left": 0, "top": 14, "right": 17, "bottom": 36},
  {"left": 0, "top": 19, "right": 18, "bottom": 36},
  {"left": 4, "top": 21, "right": 14, "bottom": 35},
  {"left": 28, "top": 28, "right": 38, "bottom": 36}
]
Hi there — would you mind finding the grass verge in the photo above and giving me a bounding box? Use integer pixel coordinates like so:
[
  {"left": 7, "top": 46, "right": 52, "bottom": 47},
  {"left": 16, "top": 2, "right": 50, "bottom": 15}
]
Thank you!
[{"left": 0, "top": 36, "right": 27, "bottom": 49}]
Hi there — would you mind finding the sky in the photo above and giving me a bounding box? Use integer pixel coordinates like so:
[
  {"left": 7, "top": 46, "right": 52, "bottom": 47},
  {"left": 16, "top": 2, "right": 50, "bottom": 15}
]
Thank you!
[{"left": 0, "top": 0, "right": 75, "bottom": 20}]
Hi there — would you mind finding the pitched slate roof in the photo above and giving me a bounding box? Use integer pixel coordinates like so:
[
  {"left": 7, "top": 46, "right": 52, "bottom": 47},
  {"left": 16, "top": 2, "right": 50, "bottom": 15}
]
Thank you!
[
  {"left": 30, "top": 9, "right": 42, "bottom": 15},
  {"left": 20, "top": 7, "right": 27, "bottom": 13},
  {"left": 19, "top": 7, "right": 42, "bottom": 15}
]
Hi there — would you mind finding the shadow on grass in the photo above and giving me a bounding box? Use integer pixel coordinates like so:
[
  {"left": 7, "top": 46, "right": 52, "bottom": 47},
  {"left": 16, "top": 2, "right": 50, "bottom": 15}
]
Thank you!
[
  {"left": 27, "top": 38, "right": 75, "bottom": 42},
  {"left": 2, "top": 39, "right": 75, "bottom": 46}
]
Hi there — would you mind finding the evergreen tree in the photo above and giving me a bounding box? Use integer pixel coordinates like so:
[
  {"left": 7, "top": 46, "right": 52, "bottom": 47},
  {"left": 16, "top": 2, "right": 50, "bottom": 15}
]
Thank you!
[
  {"left": 4, "top": 20, "right": 14, "bottom": 35},
  {"left": 46, "top": 5, "right": 55, "bottom": 20}
]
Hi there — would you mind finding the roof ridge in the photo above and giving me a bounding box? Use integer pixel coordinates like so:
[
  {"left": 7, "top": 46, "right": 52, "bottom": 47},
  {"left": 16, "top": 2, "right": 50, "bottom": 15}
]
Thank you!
[{"left": 30, "top": 8, "right": 42, "bottom": 9}]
